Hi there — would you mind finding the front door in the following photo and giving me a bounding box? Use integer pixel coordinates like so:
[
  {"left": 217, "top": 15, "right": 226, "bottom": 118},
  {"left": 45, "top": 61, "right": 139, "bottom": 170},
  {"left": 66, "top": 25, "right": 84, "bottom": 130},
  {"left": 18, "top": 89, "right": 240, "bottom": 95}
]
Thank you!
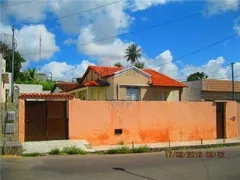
[{"left": 216, "top": 102, "right": 225, "bottom": 139}]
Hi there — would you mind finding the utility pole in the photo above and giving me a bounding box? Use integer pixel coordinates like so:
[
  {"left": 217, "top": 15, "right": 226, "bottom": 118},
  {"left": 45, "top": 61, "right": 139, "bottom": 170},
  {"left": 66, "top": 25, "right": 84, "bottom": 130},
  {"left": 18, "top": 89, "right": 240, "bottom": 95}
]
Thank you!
[
  {"left": 11, "top": 26, "right": 15, "bottom": 103},
  {"left": 39, "top": 33, "right": 41, "bottom": 62},
  {"left": 231, "top": 62, "right": 235, "bottom": 101}
]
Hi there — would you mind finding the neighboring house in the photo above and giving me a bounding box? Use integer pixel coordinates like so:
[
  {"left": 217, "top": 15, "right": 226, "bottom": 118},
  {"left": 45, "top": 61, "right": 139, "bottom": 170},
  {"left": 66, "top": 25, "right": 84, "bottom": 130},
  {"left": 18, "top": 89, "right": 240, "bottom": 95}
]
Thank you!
[
  {"left": 51, "top": 82, "right": 78, "bottom": 93},
  {"left": 0, "top": 54, "right": 10, "bottom": 103},
  {"left": 182, "top": 79, "right": 240, "bottom": 102},
  {"left": 65, "top": 66, "right": 186, "bottom": 101}
]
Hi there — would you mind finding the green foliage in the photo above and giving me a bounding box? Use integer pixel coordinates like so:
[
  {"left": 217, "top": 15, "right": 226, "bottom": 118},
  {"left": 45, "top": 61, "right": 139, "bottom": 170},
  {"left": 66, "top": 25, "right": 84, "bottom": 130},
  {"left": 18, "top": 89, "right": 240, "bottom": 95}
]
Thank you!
[
  {"left": 107, "top": 147, "right": 131, "bottom": 154},
  {"left": 15, "top": 68, "right": 55, "bottom": 91},
  {"left": 114, "top": 62, "right": 124, "bottom": 67},
  {"left": 187, "top": 72, "right": 208, "bottom": 81},
  {"left": 62, "top": 146, "right": 87, "bottom": 155},
  {"left": 134, "top": 61, "right": 144, "bottom": 69},
  {"left": 132, "top": 146, "right": 151, "bottom": 153},
  {"left": 0, "top": 42, "right": 26, "bottom": 80},
  {"left": 107, "top": 146, "right": 151, "bottom": 154},
  {"left": 22, "top": 152, "right": 41, "bottom": 157},
  {"left": 125, "top": 44, "right": 141, "bottom": 65},
  {"left": 49, "top": 148, "right": 61, "bottom": 155}
]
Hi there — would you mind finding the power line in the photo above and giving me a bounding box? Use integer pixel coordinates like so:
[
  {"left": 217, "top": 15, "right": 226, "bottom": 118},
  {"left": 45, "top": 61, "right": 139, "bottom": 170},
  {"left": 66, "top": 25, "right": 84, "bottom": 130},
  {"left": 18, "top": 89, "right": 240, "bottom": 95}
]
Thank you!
[
  {"left": 38, "top": 0, "right": 123, "bottom": 25},
  {"left": 152, "top": 33, "right": 237, "bottom": 69},
  {"left": 20, "top": 1, "right": 238, "bottom": 56},
  {"left": 1, "top": 0, "right": 38, "bottom": 7}
]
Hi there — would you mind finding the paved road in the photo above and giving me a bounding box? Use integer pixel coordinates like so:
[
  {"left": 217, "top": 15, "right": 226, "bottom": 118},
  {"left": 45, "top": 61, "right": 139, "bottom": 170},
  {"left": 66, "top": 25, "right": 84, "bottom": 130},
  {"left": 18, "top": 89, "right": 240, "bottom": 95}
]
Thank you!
[{"left": 1, "top": 147, "right": 240, "bottom": 180}]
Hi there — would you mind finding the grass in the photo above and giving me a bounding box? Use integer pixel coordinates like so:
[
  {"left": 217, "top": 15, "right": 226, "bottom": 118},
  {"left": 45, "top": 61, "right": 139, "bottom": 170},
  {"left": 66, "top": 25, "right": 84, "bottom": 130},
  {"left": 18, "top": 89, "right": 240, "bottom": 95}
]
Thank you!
[
  {"left": 49, "top": 148, "right": 61, "bottom": 155},
  {"left": 107, "top": 146, "right": 151, "bottom": 154},
  {"left": 62, "top": 146, "right": 87, "bottom": 155},
  {"left": 132, "top": 146, "right": 151, "bottom": 153},
  {"left": 22, "top": 152, "right": 41, "bottom": 157}
]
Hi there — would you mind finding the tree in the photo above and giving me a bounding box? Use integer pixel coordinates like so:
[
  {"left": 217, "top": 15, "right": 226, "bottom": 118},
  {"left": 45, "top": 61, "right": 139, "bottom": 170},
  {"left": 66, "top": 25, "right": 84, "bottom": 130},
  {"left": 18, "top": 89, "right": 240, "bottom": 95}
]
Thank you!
[
  {"left": 187, "top": 72, "right": 208, "bottom": 81},
  {"left": 134, "top": 61, "right": 144, "bottom": 69},
  {"left": 0, "top": 42, "right": 26, "bottom": 80},
  {"left": 114, "top": 62, "right": 123, "bottom": 67},
  {"left": 26, "top": 68, "right": 37, "bottom": 82},
  {"left": 124, "top": 44, "right": 141, "bottom": 65}
]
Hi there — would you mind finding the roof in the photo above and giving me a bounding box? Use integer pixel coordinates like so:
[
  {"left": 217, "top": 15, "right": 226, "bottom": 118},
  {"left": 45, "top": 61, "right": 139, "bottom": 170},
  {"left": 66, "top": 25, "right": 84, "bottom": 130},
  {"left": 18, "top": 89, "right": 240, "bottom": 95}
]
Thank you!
[
  {"left": 202, "top": 79, "right": 240, "bottom": 92},
  {"left": 52, "top": 82, "right": 78, "bottom": 92},
  {"left": 19, "top": 93, "right": 74, "bottom": 99},
  {"left": 84, "top": 80, "right": 109, "bottom": 86},
  {"left": 89, "top": 66, "right": 123, "bottom": 77},
  {"left": 65, "top": 66, "right": 186, "bottom": 92},
  {"left": 88, "top": 66, "right": 186, "bottom": 87},
  {"left": 143, "top": 69, "right": 186, "bottom": 87}
]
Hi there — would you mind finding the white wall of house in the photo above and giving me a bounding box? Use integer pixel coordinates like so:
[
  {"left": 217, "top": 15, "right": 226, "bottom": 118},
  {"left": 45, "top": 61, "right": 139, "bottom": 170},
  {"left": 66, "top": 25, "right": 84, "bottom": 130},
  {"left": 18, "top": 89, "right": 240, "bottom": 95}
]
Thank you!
[
  {"left": 5, "top": 83, "right": 43, "bottom": 94},
  {"left": 0, "top": 54, "right": 10, "bottom": 103},
  {"left": 182, "top": 80, "right": 202, "bottom": 101}
]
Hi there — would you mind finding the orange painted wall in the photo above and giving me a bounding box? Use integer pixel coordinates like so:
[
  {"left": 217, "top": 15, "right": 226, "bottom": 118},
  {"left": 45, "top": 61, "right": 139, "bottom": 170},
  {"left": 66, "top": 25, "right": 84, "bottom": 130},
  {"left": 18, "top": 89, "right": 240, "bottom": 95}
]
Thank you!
[
  {"left": 68, "top": 100, "right": 239, "bottom": 145},
  {"left": 18, "top": 99, "right": 25, "bottom": 142},
  {"left": 237, "top": 103, "right": 240, "bottom": 137}
]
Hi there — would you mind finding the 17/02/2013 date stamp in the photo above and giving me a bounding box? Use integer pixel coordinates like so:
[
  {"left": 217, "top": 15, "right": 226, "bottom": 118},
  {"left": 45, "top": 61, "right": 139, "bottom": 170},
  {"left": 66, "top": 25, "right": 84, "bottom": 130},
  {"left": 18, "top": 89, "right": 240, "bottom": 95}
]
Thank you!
[{"left": 166, "top": 151, "right": 225, "bottom": 159}]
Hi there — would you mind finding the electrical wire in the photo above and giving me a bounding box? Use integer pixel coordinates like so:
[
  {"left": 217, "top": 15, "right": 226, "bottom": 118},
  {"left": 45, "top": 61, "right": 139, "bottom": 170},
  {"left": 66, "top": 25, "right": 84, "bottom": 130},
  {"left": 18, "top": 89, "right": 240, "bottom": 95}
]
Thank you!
[{"left": 20, "top": 1, "right": 238, "bottom": 56}]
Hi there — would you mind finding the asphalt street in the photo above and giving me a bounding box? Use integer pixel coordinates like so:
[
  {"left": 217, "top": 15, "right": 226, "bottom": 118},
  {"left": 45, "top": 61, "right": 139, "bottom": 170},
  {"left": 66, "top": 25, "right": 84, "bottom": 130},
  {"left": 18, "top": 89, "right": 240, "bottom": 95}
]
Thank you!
[{"left": 1, "top": 147, "right": 240, "bottom": 180}]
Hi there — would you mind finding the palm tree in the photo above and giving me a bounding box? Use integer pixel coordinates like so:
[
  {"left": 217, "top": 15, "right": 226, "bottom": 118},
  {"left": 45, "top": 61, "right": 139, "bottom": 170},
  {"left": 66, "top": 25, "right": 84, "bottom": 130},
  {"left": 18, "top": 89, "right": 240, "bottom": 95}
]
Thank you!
[
  {"left": 124, "top": 44, "right": 141, "bottom": 65},
  {"left": 114, "top": 62, "right": 123, "bottom": 67},
  {"left": 134, "top": 62, "right": 144, "bottom": 69},
  {"left": 26, "top": 68, "right": 37, "bottom": 82}
]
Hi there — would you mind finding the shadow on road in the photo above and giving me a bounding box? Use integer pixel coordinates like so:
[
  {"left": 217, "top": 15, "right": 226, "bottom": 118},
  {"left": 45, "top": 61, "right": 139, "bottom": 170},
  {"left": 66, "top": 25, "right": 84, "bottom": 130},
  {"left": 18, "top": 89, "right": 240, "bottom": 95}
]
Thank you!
[{"left": 113, "top": 167, "right": 156, "bottom": 180}]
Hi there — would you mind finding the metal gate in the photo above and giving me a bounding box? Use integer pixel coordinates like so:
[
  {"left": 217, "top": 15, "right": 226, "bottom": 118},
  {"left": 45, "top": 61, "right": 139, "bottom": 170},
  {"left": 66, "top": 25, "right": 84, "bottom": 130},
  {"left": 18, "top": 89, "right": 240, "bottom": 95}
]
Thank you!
[{"left": 25, "top": 101, "right": 68, "bottom": 141}]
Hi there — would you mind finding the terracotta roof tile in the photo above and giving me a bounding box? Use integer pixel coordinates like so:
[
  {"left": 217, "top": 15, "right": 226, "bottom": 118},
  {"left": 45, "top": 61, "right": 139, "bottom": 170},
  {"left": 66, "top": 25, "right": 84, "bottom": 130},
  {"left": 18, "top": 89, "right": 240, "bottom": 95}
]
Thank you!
[
  {"left": 64, "top": 66, "right": 186, "bottom": 92},
  {"left": 89, "top": 66, "right": 185, "bottom": 87},
  {"left": 56, "top": 82, "right": 78, "bottom": 91},
  {"left": 143, "top": 69, "right": 186, "bottom": 87},
  {"left": 89, "top": 66, "right": 123, "bottom": 77},
  {"left": 84, "top": 80, "right": 109, "bottom": 86},
  {"left": 19, "top": 93, "right": 74, "bottom": 99}
]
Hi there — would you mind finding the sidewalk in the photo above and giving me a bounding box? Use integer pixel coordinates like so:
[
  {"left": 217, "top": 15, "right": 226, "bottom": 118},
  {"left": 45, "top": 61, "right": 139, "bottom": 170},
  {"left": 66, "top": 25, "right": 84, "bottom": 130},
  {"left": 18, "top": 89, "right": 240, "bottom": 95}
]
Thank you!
[{"left": 92, "top": 138, "right": 240, "bottom": 151}]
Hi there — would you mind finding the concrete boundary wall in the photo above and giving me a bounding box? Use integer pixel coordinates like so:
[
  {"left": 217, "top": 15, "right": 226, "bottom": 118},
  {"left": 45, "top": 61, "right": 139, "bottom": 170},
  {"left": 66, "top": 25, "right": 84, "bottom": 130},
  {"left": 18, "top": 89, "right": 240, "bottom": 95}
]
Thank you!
[{"left": 69, "top": 100, "right": 238, "bottom": 145}]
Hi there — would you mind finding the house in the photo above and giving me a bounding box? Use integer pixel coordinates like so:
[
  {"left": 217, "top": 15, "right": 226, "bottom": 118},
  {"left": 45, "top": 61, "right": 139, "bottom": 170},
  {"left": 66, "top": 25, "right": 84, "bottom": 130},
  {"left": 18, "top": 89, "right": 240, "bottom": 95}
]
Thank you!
[
  {"left": 64, "top": 66, "right": 186, "bottom": 101},
  {"left": 0, "top": 53, "right": 10, "bottom": 103},
  {"left": 182, "top": 79, "right": 240, "bottom": 102},
  {"left": 51, "top": 81, "right": 78, "bottom": 93}
]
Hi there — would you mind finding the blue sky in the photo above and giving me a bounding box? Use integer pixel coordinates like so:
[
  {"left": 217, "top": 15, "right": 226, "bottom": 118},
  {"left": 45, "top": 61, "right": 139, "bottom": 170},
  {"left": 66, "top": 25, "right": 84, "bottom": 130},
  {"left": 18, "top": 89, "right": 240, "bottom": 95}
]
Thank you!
[{"left": 1, "top": 0, "right": 240, "bottom": 81}]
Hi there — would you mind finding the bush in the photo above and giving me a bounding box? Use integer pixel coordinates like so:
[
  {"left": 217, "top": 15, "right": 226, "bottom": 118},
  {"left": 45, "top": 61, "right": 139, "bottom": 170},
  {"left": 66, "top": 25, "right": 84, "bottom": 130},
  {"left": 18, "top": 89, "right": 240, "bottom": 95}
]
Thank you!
[
  {"left": 62, "top": 146, "right": 87, "bottom": 155},
  {"left": 107, "top": 147, "right": 132, "bottom": 154},
  {"left": 22, "top": 152, "right": 41, "bottom": 157},
  {"left": 49, "top": 148, "right": 61, "bottom": 155},
  {"left": 132, "top": 146, "right": 151, "bottom": 153}
]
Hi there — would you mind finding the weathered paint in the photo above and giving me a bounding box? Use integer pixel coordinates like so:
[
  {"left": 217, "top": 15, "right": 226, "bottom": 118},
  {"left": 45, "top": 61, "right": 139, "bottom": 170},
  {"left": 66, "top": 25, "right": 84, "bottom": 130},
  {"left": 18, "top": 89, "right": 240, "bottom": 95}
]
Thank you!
[
  {"left": 18, "top": 99, "right": 25, "bottom": 142},
  {"left": 68, "top": 100, "right": 238, "bottom": 145},
  {"left": 238, "top": 103, "right": 240, "bottom": 137}
]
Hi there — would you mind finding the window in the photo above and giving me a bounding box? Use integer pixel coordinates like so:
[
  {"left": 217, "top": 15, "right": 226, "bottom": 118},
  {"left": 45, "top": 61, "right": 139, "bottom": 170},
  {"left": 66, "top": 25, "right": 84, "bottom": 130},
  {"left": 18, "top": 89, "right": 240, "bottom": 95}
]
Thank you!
[{"left": 126, "top": 87, "right": 140, "bottom": 100}]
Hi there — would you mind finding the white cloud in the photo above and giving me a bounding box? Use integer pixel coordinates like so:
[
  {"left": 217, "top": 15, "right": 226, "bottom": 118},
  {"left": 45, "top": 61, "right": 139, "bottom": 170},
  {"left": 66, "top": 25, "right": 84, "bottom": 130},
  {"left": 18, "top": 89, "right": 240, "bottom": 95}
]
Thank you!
[
  {"left": 180, "top": 56, "right": 240, "bottom": 80},
  {"left": 205, "top": 0, "right": 239, "bottom": 16},
  {"left": 48, "top": 0, "right": 131, "bottom": 35},
  {"left": 64, "top": 38, "right": 77, "bottom": 46},
  {"left": 234, "top": 16, "right": 240, "bottom": 35},
  {"left": 3, "top": 0, "right": 48, "bottom": 23},
  {"left": 131, "top": 0, "right": 169, "bottom": 11},
  {"left": 77, "top": 26, "right": 133, "bottom": 66},
  {"left": 0, "top": 23, "right": 59, "bottom": 62},
  {"left": 40, "top": 60, "right": 95, "bottom": 81},
  {"left": 142, "top": 50, "right": 179, "bottom": 78}
]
